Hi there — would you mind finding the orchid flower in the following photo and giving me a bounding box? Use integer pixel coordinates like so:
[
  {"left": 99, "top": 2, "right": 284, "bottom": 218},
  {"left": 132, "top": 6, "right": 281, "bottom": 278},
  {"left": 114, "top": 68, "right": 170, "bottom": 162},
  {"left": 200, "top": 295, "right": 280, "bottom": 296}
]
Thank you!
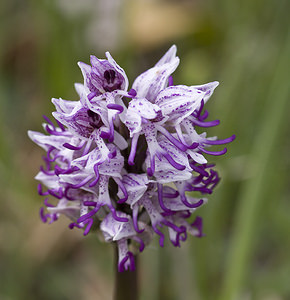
[{"left": 29, "top": 46, "right": 235, "bottom": 272}]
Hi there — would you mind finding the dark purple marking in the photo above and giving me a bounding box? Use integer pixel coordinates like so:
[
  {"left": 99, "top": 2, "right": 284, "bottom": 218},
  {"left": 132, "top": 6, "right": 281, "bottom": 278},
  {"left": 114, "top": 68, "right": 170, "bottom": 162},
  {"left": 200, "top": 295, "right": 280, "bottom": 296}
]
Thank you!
[
  {"left": 108, "top": 148, "right": 117, "bottom": 159},
  {"left": 181, "top": 194, "right": 204, "bottom": 208},
  {"left": 158, "top": 126, "right": 188, "bottom": 151},
  {"left": 107, "top": 103, "right": 124, "bottom": 113},
  {"left": 163, "top": 191, "right": 179, "bottom": 198},
  {"left": 201, "top": 147, "right": 227, "bottom": 156},
  {"left": 181, "top": 210, "right": 191, "bottom": 218},
  {"left": 168, "top": 76, "right": 173, "bottom": 86},
  {"left": 87, "top": 110, "right": 103, "bottom": 129},
  {"left": 117, "top": 180, "right": 128, "bottom": 204},
  {"left": 128, "top": 135, "right": 139, "bottom": 166},
  {"left": 68, "top": 223, "right": 75, "bottom": 229},
  {"left": 157, "top": 184, "right": 173, "bottom": 213},
  {"left": 162, "top": 220, "right": 184, "bottom": 234},
  {"left": 83, "top": 219, "right": 94, "bottom": 236},
  {"left": 178, "top": 226, "right": 187, "bottom": 242},
  {"left": 190, "top": 164, "right": 209, "bottom": 177},
  {"left": 69, "top": 176, "right": 94, "bottom": 189},
  {"left": 192, "top": 186, "right": 212, "bottom": 194},
  {"left": 48, "top": 188, "right": 63, "bottom": 199},
  {"left": 104, "top": 69, "right": 116, "bottom": 84},
  {"left": 119, "top": 252, "right": 135, "bottom": 272},
  {"left": 40, "top": 166, "right": 54, "bottom": 176},
  {"left": 171, "top": 226, "right": 187, "bottom": 247},
  {"left": 191, "top": 118, "right": 220, "bottom": 127},
  {"left": 153, "top": 225, "right": 165, "bottom": 247},
  {"left": 133, "top": 208, "right": 144, "bottom": 233},
  {"left": 187, "top": 142, "right": 199, "bottom": 149},
  {"left": 163, "top": 153, "right": 186, "bottom": 171},
  {"left": 199, "top": 110, "right": 209, "bottom": 121},
  {"left": 42, "top": 115, "right": 56, "bottom": 129},
  {"left": 38, "top": 184, "right": 49, "bottom": 196},
  {"left": 191, "top": 216, "right": 204, "bottom": 237},
  {"left": 147, "top": 154, "right": 156, "bottom": 176},
  {"left": 83, "top": 201, "right": 97, "bottom": 207},
  {"left": 56, "top": 120, "right": 66, "bottom": 131},
  {"left": 103, "top": 69, "right": 122, "bottom": 92},
  {"left": 128, "top": 88, "right": 137, "bottom": 97},
  {"left": 63, "top": 143, "right": 84, "bottom": 150},
  {"left": 88, "top": 92, "right": 97, "bottom": 101},
  {"left": 45, "top": 125, "right": 65, "bottom": 136},
  {"left": 40, "top": 207, "right": 47, "bottom": 223},
  {"left": 110, "top": 207, "right": 128, "bottom": 222},
  {"left": 46, "top": 147, "right": 56, "bottom": 162},
  {"left": 55, "top": 165, "right": 79, "bottom": 176},
  {"left": 133, "top": 236, "right": 145, "bottom": 252},
  {"left": 128, "top": 252, "right": 136, "bottom": 271},
  {"left": 77, "top": 207, "right": 100, "bottom": 223},
  {"left": 108, "top": 119, "right": 115, "bottom": 143},
  {"left": 204, "top": 134, "right": 236, "bottom": 145},
  {"left": 44, "top": 198, "right": 54, "bottom": 208},
  {"left": 89, "top": 163, "right": 100, "bottom": 187},
  {"left": 100, "top": 131, "right": 110, "bottom": 139},
  {"left": 195, "top": 100, "right": 204, "bottom": 116},
  {"left": 63, "top": 187, "right": 76, "bottom": 201},
  {"left": 68, "top": 222, "right": 82, "bottom": 230}
]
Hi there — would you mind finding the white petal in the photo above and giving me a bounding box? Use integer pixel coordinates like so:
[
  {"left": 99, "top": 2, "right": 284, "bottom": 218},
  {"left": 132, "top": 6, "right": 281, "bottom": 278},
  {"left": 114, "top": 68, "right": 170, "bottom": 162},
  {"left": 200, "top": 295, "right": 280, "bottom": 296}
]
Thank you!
[
  {"left": 155, "top": 45, "right": 177, "bottom": 66},
  {"left": 28, "top": 131, "right": 70, "bottom": 151},
  {"left": 132, "top": 53, "right": 179, "bottom": 102},
  {"left": 125, "top": 111, "right": 142, "bottom": 136},
  {"left": 187, "top": 150, "right": 207, "bottom": 164},
  {"left": 52, "top": 97, "right": 79, "bottom": 114},
  {"left": 74, "top": 83, "right": 89, "bottom": 98},
  {"left": 35, "top": 172, "right": 60, "bottom": 189},
  {"left": 128, "top": 98, "right": 159, "bottom": 119},
  {"left": 191, "top": 81, "right": 219, "bottom": 104},
  {"left": 48, "top": 205, "right": 80, "bottom": 220}
]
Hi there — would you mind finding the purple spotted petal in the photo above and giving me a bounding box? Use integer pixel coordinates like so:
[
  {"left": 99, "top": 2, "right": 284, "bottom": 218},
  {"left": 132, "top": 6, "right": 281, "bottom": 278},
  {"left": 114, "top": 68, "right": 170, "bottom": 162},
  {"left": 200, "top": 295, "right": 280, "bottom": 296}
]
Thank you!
[{"left": 155, "top": 85, "right": 206, "bottom": 125}]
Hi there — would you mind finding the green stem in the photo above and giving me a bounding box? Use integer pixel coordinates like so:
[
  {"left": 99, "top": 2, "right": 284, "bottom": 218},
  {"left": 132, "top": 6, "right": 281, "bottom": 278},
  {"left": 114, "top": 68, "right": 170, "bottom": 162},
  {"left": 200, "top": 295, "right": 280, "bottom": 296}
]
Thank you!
[{"left": 114, "top": 245, "right": 138, "bottom": 300}]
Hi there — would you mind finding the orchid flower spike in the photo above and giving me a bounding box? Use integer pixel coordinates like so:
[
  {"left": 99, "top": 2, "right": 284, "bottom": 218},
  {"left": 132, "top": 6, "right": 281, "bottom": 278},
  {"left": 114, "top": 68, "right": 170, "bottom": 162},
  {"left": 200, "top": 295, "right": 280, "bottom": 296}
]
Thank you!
[{"left": 28, "top": 46, "right": 235, "bottom": 272}]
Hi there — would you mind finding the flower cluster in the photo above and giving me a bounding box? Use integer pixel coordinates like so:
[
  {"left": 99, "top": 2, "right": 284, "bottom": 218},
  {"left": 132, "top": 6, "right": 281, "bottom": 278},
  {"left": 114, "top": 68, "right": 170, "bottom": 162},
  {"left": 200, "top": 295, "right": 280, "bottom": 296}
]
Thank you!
[{"left": 29, "top": 45, "right": 235, "bottom": 272}]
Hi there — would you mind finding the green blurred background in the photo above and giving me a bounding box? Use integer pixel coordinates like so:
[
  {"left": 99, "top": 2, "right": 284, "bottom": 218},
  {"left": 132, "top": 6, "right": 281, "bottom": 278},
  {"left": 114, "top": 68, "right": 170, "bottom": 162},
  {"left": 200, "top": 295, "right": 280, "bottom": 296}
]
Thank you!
[{"left": 0, "top": 0, "right": 289, "bottom": 299}]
